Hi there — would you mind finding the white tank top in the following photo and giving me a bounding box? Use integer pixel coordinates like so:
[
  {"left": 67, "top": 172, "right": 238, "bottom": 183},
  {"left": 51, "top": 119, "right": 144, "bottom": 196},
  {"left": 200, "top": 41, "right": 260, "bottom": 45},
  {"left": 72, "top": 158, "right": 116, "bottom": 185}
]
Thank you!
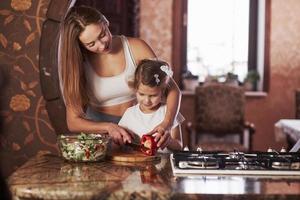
[{"left": 85, "top": 35, "right": 137, "bottom": 107}]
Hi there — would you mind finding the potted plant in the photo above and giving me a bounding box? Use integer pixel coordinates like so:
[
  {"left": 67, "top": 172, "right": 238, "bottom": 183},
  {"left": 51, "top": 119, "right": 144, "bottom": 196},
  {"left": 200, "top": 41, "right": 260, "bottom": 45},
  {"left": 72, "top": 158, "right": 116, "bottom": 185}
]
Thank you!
[
  {"left": 225, "top": 72, "right": 239, "bottom": 86},
  {"left": 182, "top": 70, "right": 199, "bottom": 91},
  {"left": 243, "top": 70, "right": 260, "bottom": 91}
]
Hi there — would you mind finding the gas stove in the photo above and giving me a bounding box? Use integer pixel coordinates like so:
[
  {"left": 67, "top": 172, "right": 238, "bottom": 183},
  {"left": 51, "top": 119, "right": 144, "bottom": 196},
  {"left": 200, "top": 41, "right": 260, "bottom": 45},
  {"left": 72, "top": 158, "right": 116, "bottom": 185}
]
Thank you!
[{"left": 170, "top": 150, "right": 300, "bottom": 176}]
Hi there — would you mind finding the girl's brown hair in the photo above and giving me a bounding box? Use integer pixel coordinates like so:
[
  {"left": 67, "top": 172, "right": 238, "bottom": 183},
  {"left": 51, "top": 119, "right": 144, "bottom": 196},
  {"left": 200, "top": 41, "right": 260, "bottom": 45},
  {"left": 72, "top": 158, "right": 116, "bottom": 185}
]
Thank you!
[
  {"left": 132, "top": 59, "right": 171, "bottom": 91},
  {"left": 59, "top": 6, "right": 108, "bottom": 115}
]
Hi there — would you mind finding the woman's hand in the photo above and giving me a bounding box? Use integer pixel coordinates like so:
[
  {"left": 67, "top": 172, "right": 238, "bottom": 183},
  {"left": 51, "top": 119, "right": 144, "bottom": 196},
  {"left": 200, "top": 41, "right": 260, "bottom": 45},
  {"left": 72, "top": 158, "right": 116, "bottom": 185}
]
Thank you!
[
  {"left": 107, "top": 123, "right": 133, "bottom": 145},
  {"left": 146, "top": 121, "right": 172, "bottom": 149}
]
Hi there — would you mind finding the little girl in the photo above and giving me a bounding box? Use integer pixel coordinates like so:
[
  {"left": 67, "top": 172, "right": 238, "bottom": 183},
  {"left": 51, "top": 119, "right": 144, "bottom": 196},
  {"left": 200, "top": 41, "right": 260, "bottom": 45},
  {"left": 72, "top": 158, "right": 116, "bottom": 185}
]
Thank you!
[{"left": 118, "top": 59, "right": 184, "bottom": 152}]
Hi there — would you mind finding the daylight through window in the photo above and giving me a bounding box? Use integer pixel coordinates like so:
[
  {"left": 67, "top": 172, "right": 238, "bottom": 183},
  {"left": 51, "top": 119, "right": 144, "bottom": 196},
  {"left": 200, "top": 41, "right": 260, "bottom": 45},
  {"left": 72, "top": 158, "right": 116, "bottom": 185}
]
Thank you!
[{"left": 187, "top": 0, "right": 250, "bottom": 82}]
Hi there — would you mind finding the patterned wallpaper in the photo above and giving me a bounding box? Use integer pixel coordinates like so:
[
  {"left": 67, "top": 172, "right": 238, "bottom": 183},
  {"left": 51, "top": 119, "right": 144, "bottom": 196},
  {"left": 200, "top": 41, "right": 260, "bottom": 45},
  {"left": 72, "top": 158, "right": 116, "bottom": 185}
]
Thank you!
[
  {"left": 0, "top": 0, "right": 57, "bottom": 177},
  {"left": 139, "top": 0, "right": 172, "bottom": 64},
  {"left": 271, "top": 0, "right": 300, "bottom": 108}
]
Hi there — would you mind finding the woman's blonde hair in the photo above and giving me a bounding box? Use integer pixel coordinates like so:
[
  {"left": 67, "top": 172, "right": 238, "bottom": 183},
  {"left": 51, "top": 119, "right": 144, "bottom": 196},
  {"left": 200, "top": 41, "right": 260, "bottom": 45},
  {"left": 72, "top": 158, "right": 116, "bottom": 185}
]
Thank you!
[{"left": 59, "top": 6, "right": 108, "bottom": 115}]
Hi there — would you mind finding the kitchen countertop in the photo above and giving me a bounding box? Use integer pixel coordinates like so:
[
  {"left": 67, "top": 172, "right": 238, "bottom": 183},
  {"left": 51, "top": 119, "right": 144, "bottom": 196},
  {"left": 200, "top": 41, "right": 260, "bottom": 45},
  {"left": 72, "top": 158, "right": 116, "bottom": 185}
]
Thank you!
[{"left": 8, "top": 152, "right": 300, "bottom": 200}]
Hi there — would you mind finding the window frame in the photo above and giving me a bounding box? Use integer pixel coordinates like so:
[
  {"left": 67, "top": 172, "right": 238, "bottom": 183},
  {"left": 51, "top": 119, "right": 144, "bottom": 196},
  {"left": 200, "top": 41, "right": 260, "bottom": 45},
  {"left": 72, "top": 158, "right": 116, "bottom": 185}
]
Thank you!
[{"left": 172, "top": 0, "right": 271, "bottom": 92}]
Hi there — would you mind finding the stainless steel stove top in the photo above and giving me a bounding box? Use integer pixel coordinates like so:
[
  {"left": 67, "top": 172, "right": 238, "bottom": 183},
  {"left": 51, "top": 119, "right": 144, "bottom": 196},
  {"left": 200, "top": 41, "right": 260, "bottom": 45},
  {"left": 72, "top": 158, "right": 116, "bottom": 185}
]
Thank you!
[{"left": 171, "top": 150, "right": 300, "bottom": 176}]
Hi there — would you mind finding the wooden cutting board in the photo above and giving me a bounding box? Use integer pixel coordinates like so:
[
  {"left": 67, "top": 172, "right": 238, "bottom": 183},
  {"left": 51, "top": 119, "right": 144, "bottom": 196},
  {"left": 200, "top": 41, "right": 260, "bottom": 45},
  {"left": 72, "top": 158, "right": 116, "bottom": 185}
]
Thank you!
[{"left": 107, "top": 150, "right": 160, "bottom": 162}]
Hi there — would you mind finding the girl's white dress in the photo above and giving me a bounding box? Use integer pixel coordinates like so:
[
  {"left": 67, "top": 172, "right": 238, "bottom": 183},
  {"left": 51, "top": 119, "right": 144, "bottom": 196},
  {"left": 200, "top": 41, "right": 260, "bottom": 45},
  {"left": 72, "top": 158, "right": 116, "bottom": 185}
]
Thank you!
[{"left": 118, "top": 103, "right": 184, "bottom": 153}]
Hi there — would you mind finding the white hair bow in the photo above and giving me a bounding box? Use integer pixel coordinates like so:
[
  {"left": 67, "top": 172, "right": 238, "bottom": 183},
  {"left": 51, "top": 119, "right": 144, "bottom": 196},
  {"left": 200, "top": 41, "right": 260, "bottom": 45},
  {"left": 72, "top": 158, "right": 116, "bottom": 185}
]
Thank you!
[
  {"left": 160, "top": 65, "right": 173, "bottom": 77},
  {"left": 154, "top": 74, "right": 160, "bottom": 84}
]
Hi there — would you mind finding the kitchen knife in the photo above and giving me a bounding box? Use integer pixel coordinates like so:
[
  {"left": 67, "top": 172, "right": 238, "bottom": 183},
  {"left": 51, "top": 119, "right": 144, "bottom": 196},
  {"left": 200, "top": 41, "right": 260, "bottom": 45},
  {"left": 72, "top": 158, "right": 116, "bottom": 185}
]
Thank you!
[{"left": 126, "top": 142, "right": 143, "bottom": 151}]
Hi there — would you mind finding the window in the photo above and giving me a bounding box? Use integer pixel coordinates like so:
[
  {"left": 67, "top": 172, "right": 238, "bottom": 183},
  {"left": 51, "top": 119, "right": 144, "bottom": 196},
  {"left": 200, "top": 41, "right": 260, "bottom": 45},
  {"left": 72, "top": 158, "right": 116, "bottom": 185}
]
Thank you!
[
  {"left": 187, "top": 0, "right": 249, "bottom": 83},
  {"left": 172, "top": 0, "right": 270, "bottom": 91}
]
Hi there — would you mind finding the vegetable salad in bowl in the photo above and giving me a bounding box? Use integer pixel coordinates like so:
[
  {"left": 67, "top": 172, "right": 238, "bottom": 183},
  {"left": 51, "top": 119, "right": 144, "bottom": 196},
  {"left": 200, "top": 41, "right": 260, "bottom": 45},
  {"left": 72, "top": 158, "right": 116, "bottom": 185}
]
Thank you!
[{"left": 58, "top": 133, "right": 110, "bottom": 162}]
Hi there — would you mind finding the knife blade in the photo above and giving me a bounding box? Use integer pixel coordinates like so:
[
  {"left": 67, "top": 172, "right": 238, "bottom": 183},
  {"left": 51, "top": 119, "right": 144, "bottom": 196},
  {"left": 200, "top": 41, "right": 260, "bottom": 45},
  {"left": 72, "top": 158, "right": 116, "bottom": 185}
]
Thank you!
[
  {"left": 126, "top": 142, "right": 152, "bottom": 154},
  {"left": 126, "top": 142, "right": 143, "bottom": 151}
]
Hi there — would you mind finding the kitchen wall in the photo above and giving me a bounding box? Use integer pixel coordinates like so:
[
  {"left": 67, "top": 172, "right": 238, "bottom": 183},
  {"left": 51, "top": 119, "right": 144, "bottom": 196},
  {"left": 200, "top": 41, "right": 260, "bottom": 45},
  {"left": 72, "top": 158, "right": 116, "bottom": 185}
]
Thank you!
[
  {"left": 1, "top": 0, "right": 300, "bottom": 178},
  {"left": 140, "top": 0, "right": 173, "bottom": 63}
]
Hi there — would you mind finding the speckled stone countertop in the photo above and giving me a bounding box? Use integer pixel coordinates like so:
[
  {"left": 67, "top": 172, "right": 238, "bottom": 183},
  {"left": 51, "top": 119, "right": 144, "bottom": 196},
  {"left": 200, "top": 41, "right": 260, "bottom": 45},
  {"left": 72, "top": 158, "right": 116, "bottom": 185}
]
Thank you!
[{"left": 8, "top": 152, "right": 300, "bottom": 200}]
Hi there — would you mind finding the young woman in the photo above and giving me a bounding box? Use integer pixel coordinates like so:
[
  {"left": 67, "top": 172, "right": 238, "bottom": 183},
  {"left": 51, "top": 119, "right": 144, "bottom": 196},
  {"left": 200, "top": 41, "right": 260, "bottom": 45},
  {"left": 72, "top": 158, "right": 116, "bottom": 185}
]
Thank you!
[
  {"left": 118, "top": 59, "right": 184, "bottom": 151},
  {"left": 59, "top": 6, "right": 181, "bottom": 147}
]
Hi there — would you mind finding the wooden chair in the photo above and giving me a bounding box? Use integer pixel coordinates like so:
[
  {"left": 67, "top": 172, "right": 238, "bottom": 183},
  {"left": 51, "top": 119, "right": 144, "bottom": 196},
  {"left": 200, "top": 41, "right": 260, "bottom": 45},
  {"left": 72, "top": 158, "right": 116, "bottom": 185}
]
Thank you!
[{"left": 186, "top": 83, "right": 255, "bottom": 152}]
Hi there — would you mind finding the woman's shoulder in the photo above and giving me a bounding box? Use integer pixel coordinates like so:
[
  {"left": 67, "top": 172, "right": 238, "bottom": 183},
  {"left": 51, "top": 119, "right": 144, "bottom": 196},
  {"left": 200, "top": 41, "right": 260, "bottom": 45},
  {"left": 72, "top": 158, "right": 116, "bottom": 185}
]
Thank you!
[
  {"left": 126, "top": 37, "right": 151, "bottom": 52},
  {"left": 125, "top": 37, "right": 156, "bottom": 63},
  {"left": 126, "top": 37, "right": 147, "bottom": 46}
]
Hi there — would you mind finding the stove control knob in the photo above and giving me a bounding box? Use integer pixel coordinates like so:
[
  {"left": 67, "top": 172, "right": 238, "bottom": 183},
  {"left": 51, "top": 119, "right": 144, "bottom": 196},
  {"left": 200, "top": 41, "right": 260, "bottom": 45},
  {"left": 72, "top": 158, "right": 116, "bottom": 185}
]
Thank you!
[
  {"left": 280, "top": 147, "right": 287, "bottom": 152},
  {"left": 179, "top": 161, "right": 188, "bottom": 168},
  {"left": 267, "top": 147, "right": 273, "bottom": 152}
]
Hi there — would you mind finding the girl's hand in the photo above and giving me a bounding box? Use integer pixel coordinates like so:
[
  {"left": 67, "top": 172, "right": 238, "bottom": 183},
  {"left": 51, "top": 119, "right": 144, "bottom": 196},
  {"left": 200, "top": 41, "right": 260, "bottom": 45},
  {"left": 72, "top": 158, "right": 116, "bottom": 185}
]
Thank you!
[
  {"left": 146, "top": 121, "right": 171, "bottom": 149},
  {"left": 107, "top": 123, "right": 133, "bottom": 145}
]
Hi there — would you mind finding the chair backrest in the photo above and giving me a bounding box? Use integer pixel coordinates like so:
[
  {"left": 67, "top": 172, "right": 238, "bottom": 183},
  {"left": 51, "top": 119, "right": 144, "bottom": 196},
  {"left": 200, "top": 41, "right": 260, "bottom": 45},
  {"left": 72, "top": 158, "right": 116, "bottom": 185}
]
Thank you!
[{"left": 195, "top": 83, "right": 245, "bottom": 135}]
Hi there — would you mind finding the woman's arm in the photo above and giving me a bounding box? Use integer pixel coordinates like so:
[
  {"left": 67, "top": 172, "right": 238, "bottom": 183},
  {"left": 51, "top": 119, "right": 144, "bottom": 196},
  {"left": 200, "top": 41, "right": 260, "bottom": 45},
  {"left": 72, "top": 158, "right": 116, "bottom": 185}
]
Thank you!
[
  {"left": 66, "top": 106, "right": 133, "bottom": 145},
  {"left": 165, "top": 125, "right": 183, "bottom": 151},
  {"left": 164, "top": 78, "right": 182, "bottom": 129}
]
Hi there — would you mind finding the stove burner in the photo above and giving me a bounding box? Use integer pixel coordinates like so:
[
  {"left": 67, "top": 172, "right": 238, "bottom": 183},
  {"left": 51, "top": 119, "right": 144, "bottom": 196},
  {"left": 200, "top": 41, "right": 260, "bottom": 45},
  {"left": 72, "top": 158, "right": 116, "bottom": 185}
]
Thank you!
[
  {"left": 171, "top": 150, "right": 300, "bottom": 176},
  {"left": 227, "top": 151, "right": 245, "bottom": 159}
]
